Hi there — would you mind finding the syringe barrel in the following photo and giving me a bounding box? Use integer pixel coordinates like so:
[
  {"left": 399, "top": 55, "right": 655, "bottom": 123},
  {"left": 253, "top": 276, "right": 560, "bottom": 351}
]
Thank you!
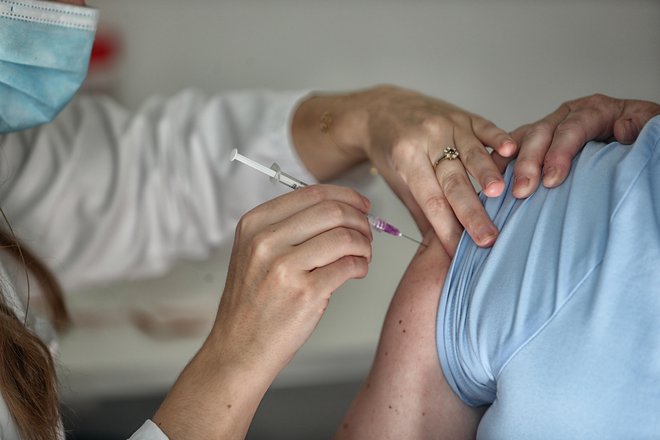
[{"left": 366, "top": 214, "right": 401, "bottom": 236}]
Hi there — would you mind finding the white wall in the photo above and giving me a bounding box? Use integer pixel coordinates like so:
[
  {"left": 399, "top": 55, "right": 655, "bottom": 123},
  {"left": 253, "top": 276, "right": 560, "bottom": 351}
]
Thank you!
[{"left": 62, "top": 0, "right": 660, "bottom": 399}]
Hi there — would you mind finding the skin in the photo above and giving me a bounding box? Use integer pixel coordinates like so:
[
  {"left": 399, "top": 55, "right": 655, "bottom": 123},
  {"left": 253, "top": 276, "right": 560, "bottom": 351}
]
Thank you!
[
  {"left": 335, "top": 95, "right": 660, "bottom": 438},
  {"left": 153, "top": 185, "right": 374, "bottom": 439},
  {"left": 334, "top": 231, "right": 483, "bottom": 440},
  {"left": 292, "top": 85, "right": 517, "bottom": 254},
  {"left": 293, "top": 89, "right": 660, "bottom": 255},
  {"left": 46, "top": 1, "right": 660, "bottom": 435},
  {"left": 496, "top": 94, "right": 660, "bottom": 196}
]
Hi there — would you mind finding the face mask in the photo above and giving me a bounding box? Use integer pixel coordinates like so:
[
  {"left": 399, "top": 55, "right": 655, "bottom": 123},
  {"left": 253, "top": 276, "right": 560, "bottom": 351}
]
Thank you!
[{"left": 0, "top": 0, "right": 99, "bottom": 133}]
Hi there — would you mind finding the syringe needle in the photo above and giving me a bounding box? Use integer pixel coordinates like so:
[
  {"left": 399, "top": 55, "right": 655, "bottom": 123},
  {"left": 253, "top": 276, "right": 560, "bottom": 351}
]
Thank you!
[{"left": 400, "top": 233, "right": 425, "bottom": 246}]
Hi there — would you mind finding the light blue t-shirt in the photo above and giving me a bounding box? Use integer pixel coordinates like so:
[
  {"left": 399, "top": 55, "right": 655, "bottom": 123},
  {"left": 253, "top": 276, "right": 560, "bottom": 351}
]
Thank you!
[{"left": 437, "top": 116, "right": 660, "bottom": 439}]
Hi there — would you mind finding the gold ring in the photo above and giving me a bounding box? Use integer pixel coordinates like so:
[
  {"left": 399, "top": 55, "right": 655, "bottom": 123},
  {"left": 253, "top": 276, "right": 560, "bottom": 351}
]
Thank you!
[{"left": 433, "top": 147, "right": 460, "bottom": 168}]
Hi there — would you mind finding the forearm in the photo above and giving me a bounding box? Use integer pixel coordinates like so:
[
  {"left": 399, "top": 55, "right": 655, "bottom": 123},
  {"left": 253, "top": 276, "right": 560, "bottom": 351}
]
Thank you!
[
  {"left": 291, "top": 88, "right": 374, "bottom": 180},
  {"left": 152, "top": 332, "right": 274, "bottom": 439}
]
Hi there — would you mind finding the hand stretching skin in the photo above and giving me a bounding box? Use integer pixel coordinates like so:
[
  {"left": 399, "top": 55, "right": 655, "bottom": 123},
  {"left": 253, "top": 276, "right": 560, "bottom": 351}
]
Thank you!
[
  {"left": 495, "top": 94, "right": 660, "bottom": 198},
  {"left": 292, "top": 85, "right": 517, "bottom": 255},
  {"left": 153, "top": 185, "right": 373, "bottom": 440}
]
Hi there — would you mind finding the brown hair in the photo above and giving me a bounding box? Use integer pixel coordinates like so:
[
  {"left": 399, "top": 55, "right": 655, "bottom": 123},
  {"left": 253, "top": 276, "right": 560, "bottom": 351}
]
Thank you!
[{"left": 0, "top": 227, "right": 70, "bottom": 440}]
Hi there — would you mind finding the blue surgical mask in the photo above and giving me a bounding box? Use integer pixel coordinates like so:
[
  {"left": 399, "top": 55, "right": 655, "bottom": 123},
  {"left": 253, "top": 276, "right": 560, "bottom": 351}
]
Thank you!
[{"left": 0, "top": 0, "right": 99, "bottom": 132}]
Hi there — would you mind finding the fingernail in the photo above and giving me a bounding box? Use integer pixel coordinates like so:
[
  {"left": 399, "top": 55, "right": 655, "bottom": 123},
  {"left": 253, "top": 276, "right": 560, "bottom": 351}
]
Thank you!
[
  {"left": 543, "top": 167, "right": 559, "bottom": 186},
  {"left": 501, "top": 140, "right": 516, "bottom": 157},
  {"left": 484, "top": 178, "right": 504, "bottom": 197},
  {"left": 361, "top": 195, "right": 371, "bottom": 210},
  {"left": 476, "top": 225, "right": 498, "bottom": 246},
  {"left": 514, "top": 175, "right": 529, "bottom": 188},
  {"left": 512, "top": 175, "right": 531, "bottom": 198}
]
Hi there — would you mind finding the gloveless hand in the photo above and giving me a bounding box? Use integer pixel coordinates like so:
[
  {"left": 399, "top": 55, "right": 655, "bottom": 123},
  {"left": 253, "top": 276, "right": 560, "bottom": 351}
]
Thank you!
[
  {"left": 210, "top": 184, "right": 373, "bottom": 376},
  {"left": 357, "top": 86, "right": 517, "bottom": 254},
  {"left": 497, "top": 94, "right": 660, "bottom": 197},
  {"left": 153, "top": 184, "right": 372, "bottom": 439}
]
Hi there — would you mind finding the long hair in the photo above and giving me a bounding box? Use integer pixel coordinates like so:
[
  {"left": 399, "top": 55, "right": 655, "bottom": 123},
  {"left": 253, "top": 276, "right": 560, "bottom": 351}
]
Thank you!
[{"left": 0, "top": 226, "right": 70, "bottom": 440}]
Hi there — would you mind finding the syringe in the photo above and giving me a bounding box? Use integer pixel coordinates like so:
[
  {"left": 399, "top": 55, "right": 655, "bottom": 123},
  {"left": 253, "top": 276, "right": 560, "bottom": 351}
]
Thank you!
[{"left": 230, "top": 149, "right": 424, "bottom": 246}]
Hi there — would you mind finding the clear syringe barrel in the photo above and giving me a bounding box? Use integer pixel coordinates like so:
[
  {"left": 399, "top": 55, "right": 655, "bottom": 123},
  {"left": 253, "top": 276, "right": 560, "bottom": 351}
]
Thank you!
[
  {"left": 366, "top": 214, "right": 401, "bottom": 237},
  {"left": 231, "top": 150, "right": 418, "bottom": 243}
]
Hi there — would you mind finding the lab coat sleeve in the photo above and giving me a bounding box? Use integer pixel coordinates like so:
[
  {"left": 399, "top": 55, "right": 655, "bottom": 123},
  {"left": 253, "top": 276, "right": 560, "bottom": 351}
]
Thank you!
[
  {"left": 127, "top": 420, "right": 169, "bottom": 440},
  {"left": 0, "top": 89, "right": 316, "bottom": 291}
]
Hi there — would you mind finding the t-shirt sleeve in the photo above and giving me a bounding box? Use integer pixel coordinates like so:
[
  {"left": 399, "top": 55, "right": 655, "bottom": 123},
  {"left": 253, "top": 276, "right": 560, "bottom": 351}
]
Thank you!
[{"left": 437, "top": 115, "right": 660, "bottom": 407}]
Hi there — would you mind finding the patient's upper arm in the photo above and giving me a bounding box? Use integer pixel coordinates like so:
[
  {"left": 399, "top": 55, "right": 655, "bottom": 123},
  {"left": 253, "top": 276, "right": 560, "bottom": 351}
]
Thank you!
[{"left": 335, "top": 233, "right": 484, "bottom": 439}]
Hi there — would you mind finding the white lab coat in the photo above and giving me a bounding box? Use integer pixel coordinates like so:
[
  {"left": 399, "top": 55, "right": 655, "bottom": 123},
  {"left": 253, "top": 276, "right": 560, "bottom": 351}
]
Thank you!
[
  {"left": 0, "top": 89, "right": 316, "bottom": 439},
  {"left": 0, "top": 88, "right": 315, "bottom": 292}
]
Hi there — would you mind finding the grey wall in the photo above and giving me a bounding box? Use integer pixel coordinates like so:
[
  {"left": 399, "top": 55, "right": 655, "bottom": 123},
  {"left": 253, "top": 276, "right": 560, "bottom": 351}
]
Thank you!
[
  {"left": 91, "top": 0, "right": 660, "bottom": 130},
  {"left": 78, "top": 0, "right": 660, "bottom": 385},
  {"left": 63, "top": 1, "right": 658, "bottom": 437}
]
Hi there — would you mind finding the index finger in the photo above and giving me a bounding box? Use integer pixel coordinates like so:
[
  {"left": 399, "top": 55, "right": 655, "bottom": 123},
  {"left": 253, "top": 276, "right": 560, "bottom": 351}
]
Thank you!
[{"left": 244, "top": 184, "right": 371, "bottom": 230}]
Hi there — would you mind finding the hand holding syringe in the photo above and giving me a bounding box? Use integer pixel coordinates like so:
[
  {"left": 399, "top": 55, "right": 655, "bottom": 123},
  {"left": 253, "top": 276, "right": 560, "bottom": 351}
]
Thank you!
[{"left": 230, "top": 149, "right": 424, "bottom": 246}]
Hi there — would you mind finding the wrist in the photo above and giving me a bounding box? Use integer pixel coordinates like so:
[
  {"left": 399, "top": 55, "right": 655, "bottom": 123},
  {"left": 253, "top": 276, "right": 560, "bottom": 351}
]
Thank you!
[
  {"left": 325, "top": 89, "right": 371, "bottom": 159},
  {"left": 291, "top": 89, "right": 370, "bottom": 180},
  {"left": 153, "top": 333, "right": 274, "bottom": 439},
  {"left": 202, "top": 327, "right": 280, "bottom": 387}
]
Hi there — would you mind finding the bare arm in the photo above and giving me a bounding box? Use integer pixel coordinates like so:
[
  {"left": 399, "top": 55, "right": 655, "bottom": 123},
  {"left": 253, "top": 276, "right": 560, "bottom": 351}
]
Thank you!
[
  {"left": 292, "top": 89, "right": 659, "bottom": 256},
  {"left": 151, "top": 185, "right": 373, "bottom": 439},
  {"left": 335, "top": 232, "right": 484, "bottom": 439}
]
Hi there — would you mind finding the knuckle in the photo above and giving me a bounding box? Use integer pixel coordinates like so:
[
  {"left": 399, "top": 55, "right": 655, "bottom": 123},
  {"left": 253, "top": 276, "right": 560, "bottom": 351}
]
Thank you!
[
  {"left": 523, "top": 121, "right": 554, "bottom": 144},
  {"left": 320, "top": 200, "right": 349, "bottom": 222},
  {"left": 302, "top": 184, "right": 327, "bottom": 202},
  {"left": 334, "top": 227, "right": 358, "bottom": 245},
  {"left": 589, "top": 93, "right": 609, "bottom": 105},
  {"left": 237, "top": 209, "right": 259, "bottom": 236},
  {"left": 249, "top": 230, "right": 275, "bottom": 260},
  {"left": 439, "top": 171, "right": 468, "bottom": 196},
  {"left": 530, "top": 120, "right": 554, "bottom": 135},
  {"left": 515, "top": 158, "right": 543, "bottom": 176},
  {"left": 423, "top": 193, "right": 452, "bottom": 216},
  {"left": 270, "top": 255, "right": 294, "bottom": 284},
  {"left": 556, "top": 118, "right": 587, "bottom": 137},
  {"left": 422, "top": 115, "right": 452, "bottom": 134},
  {"left": 571, "top": 93, "right": 608, "bottom": 110},
  {"left": 390, "top": 138, "right": 418, "bottom": 165},
  {"left": 458, "top": 147, "right": 484, "bottom": 166}
]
